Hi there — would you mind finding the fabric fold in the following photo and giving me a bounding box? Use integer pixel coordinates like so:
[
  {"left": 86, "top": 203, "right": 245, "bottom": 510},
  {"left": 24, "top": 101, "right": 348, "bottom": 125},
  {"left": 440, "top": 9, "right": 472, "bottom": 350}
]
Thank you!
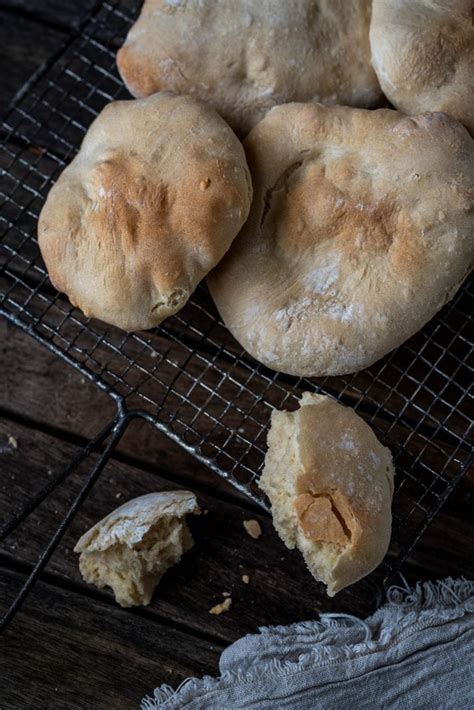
[{"left": 142, "top": 577, "right": 474, "bottom": 709}]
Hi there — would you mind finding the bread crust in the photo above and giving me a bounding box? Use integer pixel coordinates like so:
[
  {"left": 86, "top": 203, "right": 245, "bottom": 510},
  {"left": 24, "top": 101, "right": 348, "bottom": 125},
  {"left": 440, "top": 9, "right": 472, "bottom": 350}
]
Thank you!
[
  {"left": 38, "top": 93, "right": 252, "bottom": 331},
  {"left": 74, "top": 491, "right": 200, "bottom": 607},
  {"left": 117, "top": 0, "right": 382, "bottom": 137},
  {"left": 260, "top": 393, "right": 395, "bottom": 595},
  {"left": 208, "top": 103, "right": 474, "bottom": 376},
  {"left": 370, "top": 0, "right": 474, "bottom": 136},
  {"left": 75, "top": 491, "right": 199, "bottom": 552}
]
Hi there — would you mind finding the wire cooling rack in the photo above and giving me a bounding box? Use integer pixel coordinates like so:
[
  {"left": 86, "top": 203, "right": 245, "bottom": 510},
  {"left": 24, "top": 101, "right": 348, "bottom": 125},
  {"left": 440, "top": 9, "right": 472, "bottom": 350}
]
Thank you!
[{"left": 1, "top": 0, "right": 472, "bottom": 629}]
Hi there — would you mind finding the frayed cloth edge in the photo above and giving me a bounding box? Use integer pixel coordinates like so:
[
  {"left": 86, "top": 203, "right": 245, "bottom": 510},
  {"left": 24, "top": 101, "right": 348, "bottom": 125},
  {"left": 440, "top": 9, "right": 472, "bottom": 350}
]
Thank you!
[{"left": 141, "top": 577, "right": 473, "bottom": 710}]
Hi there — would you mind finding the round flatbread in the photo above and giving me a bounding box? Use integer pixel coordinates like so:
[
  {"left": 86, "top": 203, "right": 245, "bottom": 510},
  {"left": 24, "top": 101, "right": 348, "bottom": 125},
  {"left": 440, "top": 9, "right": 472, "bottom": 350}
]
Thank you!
[
  {"left": 38, "top": 93, "right": 252, "bottom": 331},
  {"left": 117, "top": 0, "right": 382, "bottom": 137},
  {"left": 370, "top": 0, "right": 474, "bottom": 135},
  {"left": 208, "top": 103, "right": 474, "bottom": 377}
]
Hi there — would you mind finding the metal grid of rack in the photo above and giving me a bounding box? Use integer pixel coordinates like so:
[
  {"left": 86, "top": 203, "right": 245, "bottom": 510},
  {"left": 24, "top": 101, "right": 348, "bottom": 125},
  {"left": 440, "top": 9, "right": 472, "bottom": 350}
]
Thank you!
[{"left": 1, "top": 0, "right": 472, "bottom": 628}]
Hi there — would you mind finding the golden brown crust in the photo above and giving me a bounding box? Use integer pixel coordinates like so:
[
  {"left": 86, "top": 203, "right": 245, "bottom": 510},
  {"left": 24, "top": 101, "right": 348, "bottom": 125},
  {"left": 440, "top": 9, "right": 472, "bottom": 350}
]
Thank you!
[
  {"left": 260, "top": 393, "right": 395, "bottom": 595},
  {"left": 38, "top": 93, "right": 252, "bottom": 331},
  {"left": 208, "top": 103, "right": 474, "bottom": 376},
  {"left": 117, "top": 0, "right": 382, "bottom": 137},
  {"left": 370, "top": 0, "right": 474, "bottom": 135}
]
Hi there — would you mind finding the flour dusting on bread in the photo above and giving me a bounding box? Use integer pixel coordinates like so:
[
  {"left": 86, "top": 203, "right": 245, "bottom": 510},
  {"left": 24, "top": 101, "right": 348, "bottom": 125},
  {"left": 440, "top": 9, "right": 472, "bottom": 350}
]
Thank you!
[
  {"left": 260, "top": 393, "right": 395, "bottom": 595},
  {"left": 74, "top": 491, "right": 200, "bottom": 607}
]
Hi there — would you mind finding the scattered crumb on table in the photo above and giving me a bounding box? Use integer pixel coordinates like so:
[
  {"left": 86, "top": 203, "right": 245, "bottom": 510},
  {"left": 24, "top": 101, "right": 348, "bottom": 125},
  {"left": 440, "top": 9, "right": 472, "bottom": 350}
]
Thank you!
[
  {"left": 242, "top": 574, "right": 250, "bottom": 584},
  {"left": 209, "top": 597, "right": 232, "bottom": 615},
  {"left": 243, "top": 519, "right": 262, "bottom": 539}
]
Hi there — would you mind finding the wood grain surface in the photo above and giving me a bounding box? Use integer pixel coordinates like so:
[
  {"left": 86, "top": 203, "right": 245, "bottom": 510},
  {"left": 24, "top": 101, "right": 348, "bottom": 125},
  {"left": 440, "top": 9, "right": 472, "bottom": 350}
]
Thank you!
[
  {"left": 0, "top": 568, "right": 223, "bottom": 710},
  {"left": 1, "top": 2, "right": 473, "bottom": 709},
  {"left": 1, "top": 281, "right": 473, "bottom": 710}
]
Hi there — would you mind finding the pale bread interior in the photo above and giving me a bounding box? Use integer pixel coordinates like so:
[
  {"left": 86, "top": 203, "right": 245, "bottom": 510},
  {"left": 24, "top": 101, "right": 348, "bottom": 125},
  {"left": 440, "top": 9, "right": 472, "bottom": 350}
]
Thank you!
[
  {"left": 76, "top": 493, "right": 199, "bottom": 607},
  {"left": 260, "top": 407, "right": 344, "bottom": 595},
  {"left": 260, "top": 393, "right": 394, "bottom": 596}
]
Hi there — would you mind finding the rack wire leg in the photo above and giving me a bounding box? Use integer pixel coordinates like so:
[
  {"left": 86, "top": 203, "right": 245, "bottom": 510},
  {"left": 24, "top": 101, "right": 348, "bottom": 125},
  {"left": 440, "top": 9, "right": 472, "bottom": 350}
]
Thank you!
[
  {"left": 0, "top": 415, "right": 129, "bottom": 632},
  {"left": 0, "top": 418, "right": 125, "bottom": 542}
]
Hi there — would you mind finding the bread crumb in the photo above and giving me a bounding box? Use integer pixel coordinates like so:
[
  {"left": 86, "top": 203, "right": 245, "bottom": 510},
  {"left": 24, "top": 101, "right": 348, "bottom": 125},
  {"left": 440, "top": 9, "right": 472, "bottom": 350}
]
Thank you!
[
  {"left": 200, "top": 178, "right": 211, "bottom": 191},
  {"left": 222, "top": 592, "right": 231, "bottom": 597},
  {"left": 243, "top": 519, "right": 262, "bottom": 539},
  {"left": 242, "top": 574, "right": 250, "bottom": 584},
  {"left": 8, "top": 435, "right": 18, "bottom": 450},
  {"left": 209, "top": 597, "right": 232, "bottom": 615}
]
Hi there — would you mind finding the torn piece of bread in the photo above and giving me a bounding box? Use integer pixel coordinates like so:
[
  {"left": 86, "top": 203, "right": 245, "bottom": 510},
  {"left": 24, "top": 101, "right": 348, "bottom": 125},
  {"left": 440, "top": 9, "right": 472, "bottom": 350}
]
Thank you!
[
  {"left": 260, "top": 393, "right": 395, "bottom": 596},
  {"left": 74, "top": 491, "right": 199, "bottom": 607}
]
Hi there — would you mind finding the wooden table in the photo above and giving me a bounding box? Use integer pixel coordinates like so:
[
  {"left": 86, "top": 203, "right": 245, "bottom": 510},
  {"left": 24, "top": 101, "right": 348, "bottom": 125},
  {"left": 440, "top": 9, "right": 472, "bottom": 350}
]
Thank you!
[{"left": 1, "top": 2, "right": 473, "bottom": 708}]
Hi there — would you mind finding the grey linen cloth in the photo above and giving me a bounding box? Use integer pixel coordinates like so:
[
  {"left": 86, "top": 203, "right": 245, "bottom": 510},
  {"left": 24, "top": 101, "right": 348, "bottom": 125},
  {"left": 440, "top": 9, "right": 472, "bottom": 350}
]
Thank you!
[{"left": 142, "top": 578, "right": 474, "bottom": 709}]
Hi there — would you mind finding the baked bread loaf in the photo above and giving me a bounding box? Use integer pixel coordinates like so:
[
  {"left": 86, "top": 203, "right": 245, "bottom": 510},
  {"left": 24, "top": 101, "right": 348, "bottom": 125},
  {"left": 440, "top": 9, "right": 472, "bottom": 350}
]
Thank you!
[
  {"left": 260, "top": 393, "right": 395, "bottom": 595},
  {"left": 208, "top": 103, "right": 474, "bottom": 376},
  {"left": 370, "top": 0, "right": 474, "bottom": 136},
  {"left": 74, "top": 491, "right": 199, "bottom": 607},
  {"left": 117, "top": 0, "right": 382, "bottom": 137},
  {"left": 38, "top": 93, "right": 252, "bottom": 331}
]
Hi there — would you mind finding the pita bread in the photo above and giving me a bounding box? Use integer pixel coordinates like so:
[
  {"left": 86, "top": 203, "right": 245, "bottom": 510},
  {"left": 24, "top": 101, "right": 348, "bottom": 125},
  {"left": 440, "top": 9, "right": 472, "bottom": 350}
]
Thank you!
[
  {"left": 117, "top": 0, "right": 382, "bottom": 137},
  {"left": 370, "top": 0, "right": 474, "bottom": 135},
  {"left": 208, "top": 103, "right": 474, "bottom": 376},
  {"left": 38, "top": 93, "right": 252, "bottom": 331}
]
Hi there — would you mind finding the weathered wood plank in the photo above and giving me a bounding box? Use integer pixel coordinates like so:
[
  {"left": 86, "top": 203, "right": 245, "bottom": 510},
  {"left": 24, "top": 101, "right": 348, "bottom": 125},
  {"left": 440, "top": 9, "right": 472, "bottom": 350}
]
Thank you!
[
  {"left": 0, "top": 416, "right": 384, "bottom": 646},
  {"left": 0, "top": 319, "right": 262, "bottom": 509},
  {"left": 1, "top": 479, "right": 472, "bottom": 710},
  {"left": 0, "top": 0, "right": 98, "bottom": 31},
  {"left": 1, "top": 407, "right": 472, "bottom": 700},
  {"left": 1, "top": 3, "right": 471, "bottom": 707},
  {"left": 0, "top": 566, "right": 223, "bottom": 710},
  {"left": 0, "top": 1, "right": 134, "bottom": 146},
  {"left": 0, "top": 10, "right": 66, "bottom": 116}
]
